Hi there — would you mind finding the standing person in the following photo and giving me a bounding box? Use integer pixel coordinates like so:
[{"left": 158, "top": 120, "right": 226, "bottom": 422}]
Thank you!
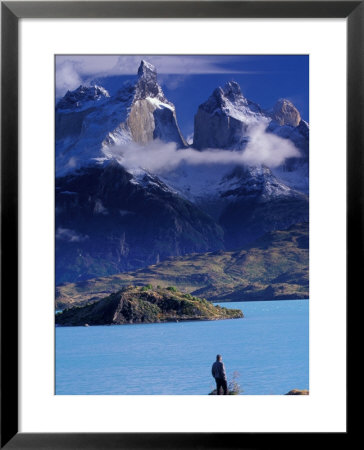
[{"left": 211, "top": 354, "right": 228, "bottom": 395}]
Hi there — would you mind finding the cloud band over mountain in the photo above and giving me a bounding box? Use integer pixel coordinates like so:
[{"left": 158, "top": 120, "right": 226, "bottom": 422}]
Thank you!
[{"left": 101, "top": 124, "right": 300, "bottom": 175}]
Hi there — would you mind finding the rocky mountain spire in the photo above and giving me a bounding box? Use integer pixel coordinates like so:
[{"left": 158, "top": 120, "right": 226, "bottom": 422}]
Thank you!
[
  {"left": 137, "top": 60, "right": 157, "bottom": 82},
  {"left": 219, "top": 81, "right": 245, "bottom": 103},
  {"left": 127, "top": 60, "right": 186, "bottom": 146},
  {"left": 135, "top": 60, "right": 167, "bottom": 102},
  {"left": 56, "top": 60, "right": 187, "bottom": 172},
  {"left": 272, "top": 99, "right": 301, "bottom": 127},
  {"left": 201, "top": 81, "right": 247, "bottom": 114},
  {"left": 193, "top": 80, "right": 268, "bottom": 150}
]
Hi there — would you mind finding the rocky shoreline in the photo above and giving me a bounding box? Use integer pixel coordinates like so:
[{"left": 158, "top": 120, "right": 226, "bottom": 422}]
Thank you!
[{"left": 285, "top": 389, "right": 309, "bottom": 395}]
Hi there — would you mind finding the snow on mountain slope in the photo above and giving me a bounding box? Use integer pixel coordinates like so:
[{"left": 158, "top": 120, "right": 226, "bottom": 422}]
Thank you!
[
  {"left": 55, "top": 162, "right": 225, "bottom": 284},
  {"left": 193, "top": 82, "right": 309, "bottom": 193},
  {"left": 55, "top": 61, "right": 309, "bottom": 283},
  {"left": 56, "top": 81, "right": 135, "bottom": 176},
  {"left": 219, "top": 165, "right": 299, "bottom": 200},
  {"left": 56, "top": 60, "right": 186, "bottom": 176},
  {"left": 158, "top": 161, "right": 306, "bottom": 217},
  {"left": 56, "top": 85, "right": 110, "bottom": 112},
  {"left": 268, "top": 117, "right": 309, "bottom": 193},
  {"left": 271, "top": 156, "right": 309, "bottom": 193},
  {"left": 193, "top": 81, "right": 270, "bottom": 150},
  {"left": 56, "top": 61, "right": 308, "bottom": 206}
]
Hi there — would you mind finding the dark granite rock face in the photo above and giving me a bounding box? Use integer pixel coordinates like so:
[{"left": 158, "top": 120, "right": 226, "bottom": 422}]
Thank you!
[
  {"left": 192, "top": 81, "right": 309, "bottom": 195},
  {"left": 220, "top": 195, "right": 308, "bottom": 249},
  {"left": 193, "top": 81, "right": 267, "bottom": 150},
  {"left": 218, "top": 166, "right": 309, "bottom": 249},
  {"left": 193, "top": 108, "right": 248, "bottom": 150},
  {"left": 55, "top": 163, "right": 225, "bottom": 284},
  {"left": 127, "top": 60, "right": 187, "bottom": 147},
  {"left": 135, "top": 60, "right": 165, "bottom": 101}
]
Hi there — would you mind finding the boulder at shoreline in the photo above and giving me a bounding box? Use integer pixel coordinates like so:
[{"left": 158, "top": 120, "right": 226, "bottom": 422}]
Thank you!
[{"left": 286, "top": 389, "right": 309, "bottom": 395}]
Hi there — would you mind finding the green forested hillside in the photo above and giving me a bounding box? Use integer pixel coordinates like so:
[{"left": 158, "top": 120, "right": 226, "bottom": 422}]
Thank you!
[{"left": 56, "top": 223, "right": 308, "bottom": 309}]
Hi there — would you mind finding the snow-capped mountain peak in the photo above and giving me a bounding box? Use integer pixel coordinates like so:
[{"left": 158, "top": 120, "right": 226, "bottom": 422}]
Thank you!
[
  {"left": 134, "top": 60, "right": 172, "bottom": 107},
  {"left": 218, "top": 80, "right": 247, "bottom": 105},
  {"left": 135, "top": 60, "right": 163, "bottom": 100},
  {"left": 56, "top": 84, "right": 110, "bottom": 111},
  {"left": 192, "top": 80, "right": 309, "bottom": 192},
  {"left": 201, "top": 80, "right": 266, "bottom": 118},
  {"left": 56, "top": 60, "right": 187, "bottom": 176},
  {"left": 193, "top": 80, "right": 269, "bottom": 150},
  {"left": 202, "top": 81, "right": 247, "bottom": 113},
  {"left": 138, "top": 59, "right": 157, "bottom": 80}
]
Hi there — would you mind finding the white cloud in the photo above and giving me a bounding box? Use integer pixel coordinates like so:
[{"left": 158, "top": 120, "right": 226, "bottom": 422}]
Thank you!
[
  {"left": 108, "top": 55, "right": 255, "bottom": 76},
  {"left": 55, "top": 55, "right": 259, "bottom": 97},
  {"left": 238, "top": 124, "right": 301, "bottom": 167},
  {"left": 55, "top": 61, "right": 83, "bottom": 98},
  {"left": 158, "top": 74, "right": 188, "bottom": 90},
  {"left": 103, "top": 125, "right": 300, "bottom": 175},
  {"left": 56, "top": 55, "right": 255, "bottom": 76}
]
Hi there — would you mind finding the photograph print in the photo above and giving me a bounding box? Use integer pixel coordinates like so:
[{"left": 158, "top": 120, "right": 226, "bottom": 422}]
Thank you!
[{"left": 55, "top": 55, "right": 309, "bottom": 395}]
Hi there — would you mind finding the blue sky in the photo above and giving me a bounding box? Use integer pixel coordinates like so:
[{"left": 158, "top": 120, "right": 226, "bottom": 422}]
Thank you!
[{"left": 56, "top": 55, "right": 309, "bottom": 139}]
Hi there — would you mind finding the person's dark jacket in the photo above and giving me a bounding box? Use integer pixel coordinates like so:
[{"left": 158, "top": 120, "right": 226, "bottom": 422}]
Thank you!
[{"left": 211, "top": 361, "right": 227, "bottom": 380}]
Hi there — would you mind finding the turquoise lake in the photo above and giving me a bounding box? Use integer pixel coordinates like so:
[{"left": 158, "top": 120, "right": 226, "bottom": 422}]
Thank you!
[{"left": 55, "top": 300, "right": 309, "bottom": 395}]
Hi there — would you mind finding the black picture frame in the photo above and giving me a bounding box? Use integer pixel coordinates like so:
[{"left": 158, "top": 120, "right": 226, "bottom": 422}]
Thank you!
[{"left": 1, "top": 1, "right": 357, "bottom": 448}]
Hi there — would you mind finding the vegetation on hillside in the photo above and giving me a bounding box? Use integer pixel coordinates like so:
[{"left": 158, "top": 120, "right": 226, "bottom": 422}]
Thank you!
[
  {"left": 55, "top": 285, "right": 243, "bottom": 326},
  {"left": 56, "top": 223, "right": 308, "bottom": 309}
]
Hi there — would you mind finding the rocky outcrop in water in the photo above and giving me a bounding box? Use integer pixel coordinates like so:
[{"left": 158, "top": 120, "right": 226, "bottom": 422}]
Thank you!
[
  {"left": 286, "top": 389, "right": 309, "bottom": 395},
  {"left": 55, "top": 223, "right": 309, "bottom": 309},
  {"left": 55, "top": 286, "right": 244, "bottom": 326}
]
